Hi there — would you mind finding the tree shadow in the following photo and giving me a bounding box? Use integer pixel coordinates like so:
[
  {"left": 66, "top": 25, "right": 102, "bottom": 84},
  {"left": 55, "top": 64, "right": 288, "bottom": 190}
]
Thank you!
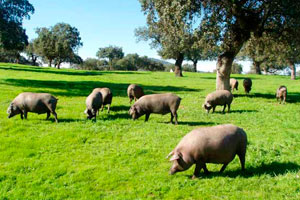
[
  {"left": 230, "top": 110, "right": 258, "bottom": 113},
  {"left": 1, "top": 78, "right": 200, "bottom": 97},
  {"left": 101, "top": 113, "right": 130, "bottom": 121},
  {"left": 0, "top": 65, "right": 149, "bottom": 76},
  {"left": 110, "top": 105, "right": 131, "bottom": 112},
  {"left": 235, "top": 92, "right": 300, "bottom": 103},
  {"left": 184, "top": 161, "right": 300, "bottom": 179},
  {"left": 176, "top": 121, "right": 216, "bottom": 126}
]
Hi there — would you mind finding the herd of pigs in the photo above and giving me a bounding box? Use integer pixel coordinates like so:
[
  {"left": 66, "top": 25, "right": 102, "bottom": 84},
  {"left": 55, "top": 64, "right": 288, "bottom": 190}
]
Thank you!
[{"left": 6, "top": 77, "right": 288, "bottom": 179}]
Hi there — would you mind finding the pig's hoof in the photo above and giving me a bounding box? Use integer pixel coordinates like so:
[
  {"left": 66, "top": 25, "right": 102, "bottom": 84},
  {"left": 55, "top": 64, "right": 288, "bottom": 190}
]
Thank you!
[{"left": 192, "top": 175, "right": 198, "bottom": 179}]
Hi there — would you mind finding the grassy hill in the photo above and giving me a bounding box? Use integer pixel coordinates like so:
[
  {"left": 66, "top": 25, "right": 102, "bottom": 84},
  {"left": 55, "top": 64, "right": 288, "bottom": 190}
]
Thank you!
[{"left": 0, "top": 63, "right": 300, "bottom": 199}]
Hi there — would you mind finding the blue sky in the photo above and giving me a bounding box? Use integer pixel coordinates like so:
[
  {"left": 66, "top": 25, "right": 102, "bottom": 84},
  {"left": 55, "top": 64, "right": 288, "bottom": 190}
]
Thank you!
[{"left": 22, "top": 0, "right": 251, "bottom": 72}]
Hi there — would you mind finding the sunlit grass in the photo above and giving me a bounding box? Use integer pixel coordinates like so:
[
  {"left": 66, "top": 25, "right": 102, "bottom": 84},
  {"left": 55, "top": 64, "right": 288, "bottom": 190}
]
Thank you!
[{"left": 0, "top": 63, "right": 300, "bottom": 199}]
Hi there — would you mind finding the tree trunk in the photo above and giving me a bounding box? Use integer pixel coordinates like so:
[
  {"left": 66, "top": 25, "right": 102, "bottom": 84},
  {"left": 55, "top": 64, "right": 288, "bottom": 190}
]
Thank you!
[
  {"left": 253, "top": 61, "right": 262, "bottom": 74},
  {"left": 49, "top": 59, "right": 52, "bottom": 67},
  {"left": 57, "top": 62, "right": 61, "bottom": 69},
  {"left": 193, "top": 60, "right": 198, "bottom": 72},
  {"left": 174, "top": 53, "right": 184, "bottom": 77},
  {"left": 289, "top": 61, "right": 296, "bottom": 80},
  {"left": 216, "top": 52, "right": 235, "bottom": 91}
]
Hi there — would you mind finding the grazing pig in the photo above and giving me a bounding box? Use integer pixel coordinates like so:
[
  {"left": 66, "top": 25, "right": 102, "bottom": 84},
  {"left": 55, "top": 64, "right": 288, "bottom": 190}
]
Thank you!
[
  {"left": 276, "top": 86, "right": 287, "bottom": 104},
  {"left": 7, "top": 92, "right": 58, "bottom": 122},
  {"left": 93, "top": 88, "right": 113, "bottom": 113},
  {"left": 203, "top": 90, "right": 233, "bottom": 113},
  {"left": 85, "top": 90, "right": 103, "bottom": 120},
  {"left": 243, "top": 78, "right": 252, "bottom": 94},
  {"left": 167, "top": 124, "right": 247, "bottom": 179},
  {"left": 230, "top": 78, "right": 239, "bottom": 92},
  {"left": 127, "top": 84, "right": 144, "bottom": 104},
  {"left": 129, "top": 93, "right": 181, "bottom": 124}
]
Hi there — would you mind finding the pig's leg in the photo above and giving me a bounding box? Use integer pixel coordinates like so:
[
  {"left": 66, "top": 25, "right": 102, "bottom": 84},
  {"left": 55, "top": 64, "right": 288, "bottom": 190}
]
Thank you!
[
  {"left": 52, "top": 111, "right": 58, "bottom": 123},
  {"left": 202, "top": 163, "right": 210, "bottom": 174},
  {"left": 129, "top": 97, "right": 133, "bottom": 104},
  {"left": 222, "top": 104, "right": 226, "bottom": 114},
  {"left": 134, "top": 97, "right": 137, "bottom": 102},
  {"left": 20, "top": 111, "right": 24, "bottom": 120},
  {"left": 46, "top": 111, "right": 50, "bottom": 120},
  {"left": 173, "top": 112, "right": 178, "bottom": 125},
  {"left": 227, "top": 104, "right": 231, "bottom": 113},
  {"left": 107, "top": 104, "right": 110, "bottom": 113},
  {"left": 212, "top": 106, "right": 216, "bottom": 113},
  {"left": 145, "top": 113, "right": 150, "bottom": 121},
  {"left": 192, "top": 162, "right": 202, "bottom": 179},
  {"left": 24, "top": 111, "right": 28, "bottom": 119},
  {"left": 101, "top": 104, "right": 104, "bottom": 112},
  {"left": 238, "top": 152, "right": 246, "bottom": 171},
  {"left": 170, "top": 113, "right": 174, "bottom": 123},
  {"left": 219, "top": 163, "right": 228, "bottom": 172}
]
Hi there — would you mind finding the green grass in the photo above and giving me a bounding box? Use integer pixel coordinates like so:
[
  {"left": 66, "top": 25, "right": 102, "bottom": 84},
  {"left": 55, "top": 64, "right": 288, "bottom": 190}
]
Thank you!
[{"left": 0, "top": 63, "right": 300, "bottom": 199}]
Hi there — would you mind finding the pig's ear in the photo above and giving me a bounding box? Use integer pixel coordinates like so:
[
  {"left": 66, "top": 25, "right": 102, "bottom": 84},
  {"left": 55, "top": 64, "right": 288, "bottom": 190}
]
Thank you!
[
  {"left": 166, "top": 151, "right": 174, "bottom": 159},
  {"left": 135, "top": 105, "right": 141, "bottom": 113},
  {"left": 169, "top": 152, "right": 182, "bottom": 161}
]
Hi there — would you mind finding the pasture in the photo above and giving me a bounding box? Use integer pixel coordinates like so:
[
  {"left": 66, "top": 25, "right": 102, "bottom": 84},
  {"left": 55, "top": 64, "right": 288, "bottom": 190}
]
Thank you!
[{"left": 0, "top": 63, "right": 300, "bottom": 199}]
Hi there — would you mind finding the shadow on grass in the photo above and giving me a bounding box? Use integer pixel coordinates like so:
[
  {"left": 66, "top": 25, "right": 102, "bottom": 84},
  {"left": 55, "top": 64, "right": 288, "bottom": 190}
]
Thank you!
[
  {"left": 178, "top": 121, "right": 216, "bottom": 126},
  {"left": 101, "top": 113, "right": 130, "bottom": 121},
  {"left": 200, "top": 76, "right": 260, "bottom": 80},
  {"left": 110, "top": 105, "right": 131, "bottom": 112},
  {"left": 1, "top": 78, "right": 200, "bottom": 97},
  {"left": 185, "top": 161, "right": 300, "bottom": 179},
  {"left": 230, "top": 110, "right": 258, "bottom": 113},
  {"left": 0, "top": 65, "right": 148, "bottom": 76},
  {"left": 235, "top": 92, "right": 300, "bottom": 103}
]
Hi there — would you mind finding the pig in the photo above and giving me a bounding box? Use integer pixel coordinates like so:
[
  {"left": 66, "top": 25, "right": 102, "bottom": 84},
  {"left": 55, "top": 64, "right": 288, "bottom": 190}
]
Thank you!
[
  {"left": 129, "top": 93, "right": 181, "bottom": 125},
  {"left": 84, "top": 90, "right": 103, "bottom": 120},
  {"left": 230, "top": 78, "right": 239, "bottom": 92},
  {"left": 203, "top": 90, "right": 233, "bottom": 113},
  {"left": 7, "top": 92, "right": 58, "bottom": 122},
  {"left": 167, "top": 124, "right": 247, "bottom": 179},
  {"left": 93, "top": 88, "right": 113, "bottom": 113},
  {"left": 243, "top": 78, "right": 252, "bottom": 94},
  {"left": 276, "top": 85, "right": 287, "bottom": 104},
  {"left": 127, "top": 84, "right": 144, "bottom": 104}
]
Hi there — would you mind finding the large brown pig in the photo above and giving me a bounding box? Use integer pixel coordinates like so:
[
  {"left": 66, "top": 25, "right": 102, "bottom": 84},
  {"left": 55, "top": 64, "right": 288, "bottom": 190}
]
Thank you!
[
  {"left": 276, "top": 85, "right": 287, "bottom": 104},
  {"left": 203, "top": 90, "right": 233, "bottom": 113},
  {"left": 84, "top": 90, "right": 102, "bottom": 120},
  {"left": 7, "top": 92, "right": 58, "bottom": 122},
  {"left": 167, "top": 124, "right": 247, "bottom": 179},
  {"left": 230, "top": 78, "right": 239, "bottom": 92},
  {"left": 127, "top": 84, "right": 144, "bottom": 104},
  {"left": 129, "top": 93, "right": 181, "bottom": 124},
  {"left": 93, "top": 88, "right": 113, "bottom": 113},
  {"left": 243, "top": 78, "right": 252, "bottom": 94}
]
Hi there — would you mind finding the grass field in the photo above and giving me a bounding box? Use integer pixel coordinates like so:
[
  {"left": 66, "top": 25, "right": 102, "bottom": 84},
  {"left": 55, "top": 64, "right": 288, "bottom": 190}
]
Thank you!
[{"left": 0, "top": 63, "right": 300, "bottom": 199}]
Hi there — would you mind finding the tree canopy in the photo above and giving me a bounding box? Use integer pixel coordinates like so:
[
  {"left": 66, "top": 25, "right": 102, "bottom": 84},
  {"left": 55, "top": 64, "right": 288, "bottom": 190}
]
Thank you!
[
  {"left": 96, "top": 46, "right": 124, "bottom": 70},
  {"left": 34, "top": 23, "right": 82, "bottom": 68},
  {"left": 0, "top": 0, "right": 34, "bottom": 50},
  {"left": 138, "top": 0, "right": 300, "bottom": 88}
]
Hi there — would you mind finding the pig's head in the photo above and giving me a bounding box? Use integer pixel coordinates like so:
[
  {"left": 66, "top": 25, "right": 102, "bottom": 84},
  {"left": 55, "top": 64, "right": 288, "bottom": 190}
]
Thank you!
[
  {"left": 7, "top": 103, "right": 21, "bottom": 118},
  {"left": 129, "top": 104, "right": 143, "bottom": 120},
  {"left": 167, "top": 151, "right": 189, "bottom": 175},
  {"left": 202, "top": 102, "right": 212, "bottom": 113}
]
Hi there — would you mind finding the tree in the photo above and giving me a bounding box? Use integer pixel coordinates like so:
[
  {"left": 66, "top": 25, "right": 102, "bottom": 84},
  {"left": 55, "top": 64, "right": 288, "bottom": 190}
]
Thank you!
[
  {"left": 96, "top": 46, "right": 124, "bottom": 70},
  {"left": 34, "top": 23, "right": 82, "bottom": 68},
  {"left": 0, "top": 0, "right": 34, "bottom": 50},
  {"left": 34, "top": 27, "right": 56, "bottom": 66},
  {"left": 231, "top": 62, "right": 243, "bottom": 74},
  {"left": 136, "top": 2, "right": 206, "bottom": 77},
  {"left": 139, "top": 0, "right": 300, "bottom": 89},
  {"left": 24, "top": 40, "right": 39, "bottom": 66}
]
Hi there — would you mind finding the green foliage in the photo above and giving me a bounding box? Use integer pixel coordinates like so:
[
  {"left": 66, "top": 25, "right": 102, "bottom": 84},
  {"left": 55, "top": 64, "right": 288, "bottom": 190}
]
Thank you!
[
  {"left": 0, "top": 0, "right": 34, "bottom": 50},
  {"left": 1, "top": 63, "right": 300, "bottom": 199},
  {"left": 96, "top": 46, "right": 124, "bottom": 70},
  {"left": 231, "top": 62, "right": 243, "bottom": 74},
  {"left": 34, "top": 23, "right": 82, "bottom": 68},
  {"left": 73, "top": 58, "right": 108, "bottom": 71}
]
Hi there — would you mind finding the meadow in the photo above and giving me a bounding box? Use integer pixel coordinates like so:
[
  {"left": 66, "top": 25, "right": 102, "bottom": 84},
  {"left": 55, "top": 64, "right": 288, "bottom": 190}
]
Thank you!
[{"left": 0, "top": 63, "right": 300, "bottom": 199}]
